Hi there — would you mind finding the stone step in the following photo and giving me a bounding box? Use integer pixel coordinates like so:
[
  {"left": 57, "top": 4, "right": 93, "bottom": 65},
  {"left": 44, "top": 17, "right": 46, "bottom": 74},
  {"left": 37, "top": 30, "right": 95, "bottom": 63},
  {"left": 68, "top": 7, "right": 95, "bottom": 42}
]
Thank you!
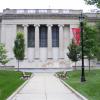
[{"left": 18, "top": 67, "right": 73, "bottom": 73}]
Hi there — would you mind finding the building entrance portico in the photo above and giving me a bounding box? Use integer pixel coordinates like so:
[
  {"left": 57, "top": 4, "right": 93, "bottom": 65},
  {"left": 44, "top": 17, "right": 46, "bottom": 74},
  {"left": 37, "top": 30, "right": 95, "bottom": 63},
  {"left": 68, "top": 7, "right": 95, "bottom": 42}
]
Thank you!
[
  {"left": 22, "top": 24, "right": 64, "bottom": 62},
  {"left": 16, "top": 23, "right": 70, "bottom": 68}
]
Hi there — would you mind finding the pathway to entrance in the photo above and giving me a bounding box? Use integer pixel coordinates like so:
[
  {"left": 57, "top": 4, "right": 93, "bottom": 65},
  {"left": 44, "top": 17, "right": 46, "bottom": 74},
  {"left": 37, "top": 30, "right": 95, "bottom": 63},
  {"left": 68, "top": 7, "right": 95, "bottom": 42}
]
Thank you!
[{"left": 11, "top": 73, "right": 81, "bottom": 100}]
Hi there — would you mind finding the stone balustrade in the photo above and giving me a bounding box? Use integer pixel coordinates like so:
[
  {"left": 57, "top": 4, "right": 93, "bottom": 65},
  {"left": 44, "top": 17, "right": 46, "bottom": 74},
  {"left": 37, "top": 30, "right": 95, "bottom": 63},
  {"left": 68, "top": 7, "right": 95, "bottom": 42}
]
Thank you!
[{"left": 3, "top": 9, "right": 82, "bottom": 14}]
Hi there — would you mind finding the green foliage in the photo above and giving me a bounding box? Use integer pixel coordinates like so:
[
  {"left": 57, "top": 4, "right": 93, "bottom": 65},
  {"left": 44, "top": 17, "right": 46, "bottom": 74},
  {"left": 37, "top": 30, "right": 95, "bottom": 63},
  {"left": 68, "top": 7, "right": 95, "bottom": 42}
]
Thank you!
[
  {"left": 13, "top": 32, "right": 25, "bottom": 71},
  {"left": 95, "top": 21, "right": 100, "bottom": 60},
  {"left": 67, "top": 39, "right": 80, "bottom": 62},
  {"left": 83, "top": 23, "right": 98, "bottom": 59},
  {"left": 13, "top": 32, "right": 25, "bottom": 60},
  {"left": 96, "top": 21, "right": 100, "bottom": 31},
  {"left": 82, "top": 22, "right": 98, "bottom": 70},
  {"left": 56, "top": 71, "right": 67, "bottom": 79},
  {"left": 84, "top": 0, "right": 100, "bottom": 8},
  {"left": 0, "top": 43, "right": 9, "bottom": 65}
]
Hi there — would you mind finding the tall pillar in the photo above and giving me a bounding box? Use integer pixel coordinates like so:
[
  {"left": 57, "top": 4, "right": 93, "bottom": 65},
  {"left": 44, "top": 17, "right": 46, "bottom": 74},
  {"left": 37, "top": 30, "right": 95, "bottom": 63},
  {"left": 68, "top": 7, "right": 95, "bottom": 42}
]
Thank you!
[
  {"left": 34, "top": 24, "right": 40, "bottom": 59},
  {"left": 47, "top": 24, "right": 52, "bottom": 59},
  {"left": 23, "top": 25, "right": 28, "bottom": 58},
  {"left": 59, "top": 24, "right": 64, "bottom": 58},
  {"left": 70, "top": 24, "right": 73, "bottom": 41},
  {"left": 1, "top": 24, "right": 6, "bottom": 44},
  {"left": 23, "top": 24, "right": 28, "bottom": 58}
]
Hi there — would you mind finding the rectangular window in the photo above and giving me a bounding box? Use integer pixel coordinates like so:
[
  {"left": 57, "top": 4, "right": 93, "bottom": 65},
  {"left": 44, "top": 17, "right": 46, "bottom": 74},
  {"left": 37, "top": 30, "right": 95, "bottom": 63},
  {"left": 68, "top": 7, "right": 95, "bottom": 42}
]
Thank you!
[
  {"left": 52, "top": 25, "right": 59, "bottom": 47},
  {"left": 28, "top": 26, "right": 35, "bottom": 47},
  {"left": 39, "top": 26, "right": 47, "bottom": 47}
]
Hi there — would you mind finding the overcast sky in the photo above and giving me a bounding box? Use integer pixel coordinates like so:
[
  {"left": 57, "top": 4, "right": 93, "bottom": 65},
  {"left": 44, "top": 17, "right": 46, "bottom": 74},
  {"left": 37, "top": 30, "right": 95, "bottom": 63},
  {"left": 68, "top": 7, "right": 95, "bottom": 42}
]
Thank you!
[{"left": 0, "top": 0, "right": 97, "bottom": 12}]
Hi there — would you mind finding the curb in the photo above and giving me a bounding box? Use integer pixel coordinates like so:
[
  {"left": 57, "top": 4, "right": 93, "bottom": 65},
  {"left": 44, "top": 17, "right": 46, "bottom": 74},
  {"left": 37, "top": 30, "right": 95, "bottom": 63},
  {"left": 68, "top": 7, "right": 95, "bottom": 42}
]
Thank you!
[
  {"left": 7, "top": 74, "right": 34, "bottom": 100},
  {"left": 60, "top": 79, "right": 88, "bottom": 100}
]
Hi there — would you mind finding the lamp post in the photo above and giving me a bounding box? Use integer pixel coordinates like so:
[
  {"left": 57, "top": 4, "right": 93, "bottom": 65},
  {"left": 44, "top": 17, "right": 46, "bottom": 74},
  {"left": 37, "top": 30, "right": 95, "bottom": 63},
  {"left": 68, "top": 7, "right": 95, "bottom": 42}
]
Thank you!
[{"left": 79, "top": 13, "right": 86, "bottom": 82}]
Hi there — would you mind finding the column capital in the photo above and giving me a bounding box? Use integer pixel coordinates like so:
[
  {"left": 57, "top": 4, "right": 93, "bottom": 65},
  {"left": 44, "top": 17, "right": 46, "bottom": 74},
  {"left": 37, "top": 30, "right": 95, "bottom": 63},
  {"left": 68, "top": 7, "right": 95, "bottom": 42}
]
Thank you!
[
  {"left": 34, "top": 24, "right": 40, "bottom": 27},
  {"left": 23, "top": 24, "right": 28, "bottom": 27},
  {"left": 47, "top": 24, "right": 53, "bottom": 27},
  {"left": 70, "top": 24, "right": 79, "bottom": 28},
  {"left": 58, "top": 24, "right": 64, "bottom": 27}
]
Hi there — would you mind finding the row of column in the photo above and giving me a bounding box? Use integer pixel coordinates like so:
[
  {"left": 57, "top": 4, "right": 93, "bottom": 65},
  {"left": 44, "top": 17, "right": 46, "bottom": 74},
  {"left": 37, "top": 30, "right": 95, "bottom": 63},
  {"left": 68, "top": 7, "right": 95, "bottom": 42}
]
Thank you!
[{"left": 23, "top": 24, "right": 64, "bottom": 59}]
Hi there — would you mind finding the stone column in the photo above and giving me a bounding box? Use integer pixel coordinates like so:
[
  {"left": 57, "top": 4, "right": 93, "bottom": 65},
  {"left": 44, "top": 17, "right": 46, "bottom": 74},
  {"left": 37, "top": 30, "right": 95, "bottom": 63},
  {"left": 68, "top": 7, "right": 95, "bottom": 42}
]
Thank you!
[
  {"left": 59, "top": 24, "right": 64, "bottom": 58},
  {"left": 1, "top": 24, "right": 6, "bottom": 44},
  {"left": 23, "top": 24, "right": 28, "bottom": 58},
  {"left": 47, "top": 24, "right": 52, "bottom": 59},
  {"left": 70, "top": 24, "right": 73, "bottom": 41},
  {"left": 34, "top": 24, "right": 40, "bottom": 59}
]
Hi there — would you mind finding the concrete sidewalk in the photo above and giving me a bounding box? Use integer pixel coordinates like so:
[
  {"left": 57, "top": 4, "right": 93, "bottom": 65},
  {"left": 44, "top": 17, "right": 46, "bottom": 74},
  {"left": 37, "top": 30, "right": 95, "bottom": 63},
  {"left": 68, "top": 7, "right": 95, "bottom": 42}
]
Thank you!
[{"left": 11, "top": 73, "right": 81, "bottom": 100}]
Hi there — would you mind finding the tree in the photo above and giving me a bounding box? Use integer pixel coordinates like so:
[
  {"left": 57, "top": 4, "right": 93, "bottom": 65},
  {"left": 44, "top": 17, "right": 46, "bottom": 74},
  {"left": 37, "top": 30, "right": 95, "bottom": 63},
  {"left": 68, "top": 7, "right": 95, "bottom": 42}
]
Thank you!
[
  {"left": 0, "top": 43, "right": 9, "bottom": 65},
  {"left": 83, "top": 22, "right": 98, "bottom": 71},
  {"left": 13, "top": 32, "right": 25, "bottom": 71},
  {"left": 67, "top": 39, "right": 80, "bottom": 70},
  {"left": 84, "top": 0, "right": 100, "bottom": 8},
  {"left": 96, "top": 21, "right": 100, "bottom": 31},
  {"left": 94, "top": 21, "right": 100, "bottom": 60}
]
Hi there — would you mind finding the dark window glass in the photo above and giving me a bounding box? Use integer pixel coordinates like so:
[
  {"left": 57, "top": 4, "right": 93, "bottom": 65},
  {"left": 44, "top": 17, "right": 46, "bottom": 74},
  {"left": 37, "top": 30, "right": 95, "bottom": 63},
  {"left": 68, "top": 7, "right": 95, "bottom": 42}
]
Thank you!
[
  {"left": 28, "top": 25, "right": 35, "bottom": 47},
  {"left": 39, "top": 25, "right": 47, "bottom": 47},
  {"left": 52, "top": 25, "right": 59, "bottom": 47}
]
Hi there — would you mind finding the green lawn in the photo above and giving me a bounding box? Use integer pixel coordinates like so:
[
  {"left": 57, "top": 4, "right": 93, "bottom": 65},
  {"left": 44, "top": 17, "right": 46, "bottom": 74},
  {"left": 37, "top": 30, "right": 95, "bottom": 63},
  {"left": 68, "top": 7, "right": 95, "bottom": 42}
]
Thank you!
[
  {"left": 0, "top": 70, "right": 25, "bottom": 100},
  {"left": 64, "top": 70, "right": 100, "bottom": 100}
]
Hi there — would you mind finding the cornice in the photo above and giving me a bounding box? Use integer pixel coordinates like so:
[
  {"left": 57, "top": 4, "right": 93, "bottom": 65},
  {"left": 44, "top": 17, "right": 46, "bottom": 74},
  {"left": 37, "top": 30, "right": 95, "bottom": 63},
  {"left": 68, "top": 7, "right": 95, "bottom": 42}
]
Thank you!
[
  {"left": 0, "top": 9, "right": 99, "bottom": 22},
  {"left": 1, "top": 14, "right": 80, "bottom": 20}
]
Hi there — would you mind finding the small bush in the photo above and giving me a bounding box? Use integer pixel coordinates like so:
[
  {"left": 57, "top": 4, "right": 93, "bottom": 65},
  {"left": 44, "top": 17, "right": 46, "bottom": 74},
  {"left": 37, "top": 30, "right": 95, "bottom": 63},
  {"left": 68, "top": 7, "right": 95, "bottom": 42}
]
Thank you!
[{"left": 56, "top": 71, "right": 68, "bottom": 79}]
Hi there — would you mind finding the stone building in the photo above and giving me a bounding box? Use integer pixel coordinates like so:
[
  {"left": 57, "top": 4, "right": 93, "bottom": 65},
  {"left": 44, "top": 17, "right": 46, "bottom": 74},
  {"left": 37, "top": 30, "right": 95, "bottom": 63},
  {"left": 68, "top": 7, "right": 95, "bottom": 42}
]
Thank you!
[{"left": 0, "top": 9, "right": 99, "bottom": 69}]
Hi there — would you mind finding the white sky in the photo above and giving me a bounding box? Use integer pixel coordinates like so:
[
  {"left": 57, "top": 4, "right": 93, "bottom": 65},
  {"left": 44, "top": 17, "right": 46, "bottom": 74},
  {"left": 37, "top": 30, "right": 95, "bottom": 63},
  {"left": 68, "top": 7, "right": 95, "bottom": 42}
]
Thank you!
[{"left": 0, "top": 0, "right": 97, "bottom": 12}]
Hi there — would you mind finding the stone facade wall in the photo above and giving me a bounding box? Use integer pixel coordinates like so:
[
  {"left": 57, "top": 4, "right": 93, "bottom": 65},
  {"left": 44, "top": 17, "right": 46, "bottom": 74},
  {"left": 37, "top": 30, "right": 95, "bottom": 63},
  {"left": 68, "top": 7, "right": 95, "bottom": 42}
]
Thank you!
[{"left": 0, "top": 9, "right": 99, "bottom": 68}]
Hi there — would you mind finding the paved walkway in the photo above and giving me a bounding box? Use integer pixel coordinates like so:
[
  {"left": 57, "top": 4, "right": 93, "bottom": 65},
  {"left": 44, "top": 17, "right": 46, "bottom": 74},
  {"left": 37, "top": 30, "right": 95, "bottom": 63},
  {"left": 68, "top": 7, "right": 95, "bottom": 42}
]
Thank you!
[{"left": 11, "top": 73, "right": 81, "bottom": 100}]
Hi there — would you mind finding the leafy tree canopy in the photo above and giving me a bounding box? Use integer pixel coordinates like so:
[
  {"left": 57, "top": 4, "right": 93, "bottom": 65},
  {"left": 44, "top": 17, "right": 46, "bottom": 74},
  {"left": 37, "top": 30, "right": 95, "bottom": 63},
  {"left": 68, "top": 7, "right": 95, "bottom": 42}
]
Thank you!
[
  {"left": 67, "top": 39, "right": 80, "bottom": 62},
  {"left": 84, "top": 0, "right": 100, "bottom": 8},
  {"left": 95, "top": 21, "right": 100, "bottom": 60},
  {"left": 83, "top": 22, "right": 98, "bottom": 58},
  {"left": 0, "top": 43, "right": 9, "bottom": 65},
  {"left": 13, "top": 32, "right": 25, "bottom": 60}
]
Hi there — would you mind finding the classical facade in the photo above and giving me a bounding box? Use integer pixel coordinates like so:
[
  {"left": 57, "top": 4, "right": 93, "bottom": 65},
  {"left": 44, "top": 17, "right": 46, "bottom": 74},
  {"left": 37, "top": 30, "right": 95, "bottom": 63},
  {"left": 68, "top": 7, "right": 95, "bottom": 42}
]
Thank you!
[{"left": 0, "top": 9, "right": 99, "bottom": 69}]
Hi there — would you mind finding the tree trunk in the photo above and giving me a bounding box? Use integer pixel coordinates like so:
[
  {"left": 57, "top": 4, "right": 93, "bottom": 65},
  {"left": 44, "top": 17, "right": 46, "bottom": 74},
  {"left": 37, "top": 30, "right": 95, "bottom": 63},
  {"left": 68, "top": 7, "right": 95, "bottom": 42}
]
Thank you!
[
  {"left": 88, "top": 57, "right": 91, "bottom": 72},
  {"left": 18, "top": 60, "right": 19, "bottom": 71},
  {"left": 75, "top": 62, "right": 77, "bottom": 70}
]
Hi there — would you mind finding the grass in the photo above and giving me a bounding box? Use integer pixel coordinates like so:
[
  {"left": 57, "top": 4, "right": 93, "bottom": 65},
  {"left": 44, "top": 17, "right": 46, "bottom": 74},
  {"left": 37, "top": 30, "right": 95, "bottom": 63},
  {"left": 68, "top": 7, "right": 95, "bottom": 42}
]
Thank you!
[
  {"left": 64, "top": 70, "right": 100, "bottom": 100},
  {"left": 0, "top": 70, "right": 26, "bottom": 100}
]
